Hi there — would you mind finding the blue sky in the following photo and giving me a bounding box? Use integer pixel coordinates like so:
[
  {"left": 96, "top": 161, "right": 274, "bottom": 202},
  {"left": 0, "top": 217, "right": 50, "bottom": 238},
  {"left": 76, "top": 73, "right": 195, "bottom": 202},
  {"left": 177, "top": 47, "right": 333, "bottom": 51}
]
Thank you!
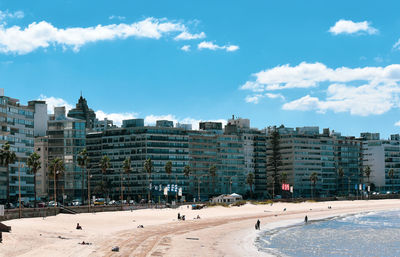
[{"left": 1, "top": 0, "right": 400, "bottom": 137}]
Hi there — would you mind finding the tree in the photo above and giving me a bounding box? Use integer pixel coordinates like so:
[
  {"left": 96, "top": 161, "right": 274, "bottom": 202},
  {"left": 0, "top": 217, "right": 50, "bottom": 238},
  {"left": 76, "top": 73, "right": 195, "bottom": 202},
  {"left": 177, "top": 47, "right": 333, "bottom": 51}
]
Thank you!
[
  {"left": 144, "top": 158, "right": 153, "bottom": 202},
  {"left": 123, "top": 157, "right": 132, "bottom": 202},
  {"left": 310, "top": 172, "right": 318, "bottom": 199},
  {"left": 48, "top": 158, "right": 65, "bottom": 204},
  {"left": 246, "top": 173, "right": 255, "bottom": 199},
  {"left": 77, "top": 149, "right": 89, "bottom": 204},
  {"left": 364, "top": 166, "right": 371, "bottom": 185},
  {"left": 27, "top": 152, "right": 41, "bottom": 208},
  {"left": 99, "top": 155, "right": 110, "bottom": 198},
  {"left": 183, "top": 165, "right": 191, "bottom": 197},
  {"left": 337, "top": 167, "right": 344, "bottom": 196},
  {"left": 164, "top": 161, "right": 172, "bottom": 203},
  {"left": 0, "top": 142, "right": 17, "bottom": 203},
  {"left": 267, "top": 129, "right": 282, "bottom": 198},
  {"left": 388, "top": 168, "right": 395, "bottom": 193},
  {"left": 209, "top": 165, "right": 217, "bottom": 196}
]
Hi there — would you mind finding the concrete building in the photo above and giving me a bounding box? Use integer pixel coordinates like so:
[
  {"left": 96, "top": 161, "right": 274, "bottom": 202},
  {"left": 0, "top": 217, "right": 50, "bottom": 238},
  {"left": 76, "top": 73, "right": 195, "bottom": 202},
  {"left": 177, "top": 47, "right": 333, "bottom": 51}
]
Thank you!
[
  {"left": 361, "top": 133, "right": 400, "bottom": 192},
  {"left": 47, "top": 107, "right": 86, "bottom": 202},
  {"left": 86, "top": 119, "right": 190, "bottom": 202},
  {"left": 34, "top": 136, "right": 48, "bottom": 199},
  {"left": 0, "top": 89, "right": 47, "bottom": 203},
  {"left": 267, "top": 126, "right": 362, "bottom": 198},
  {"left": 67, "top": 95, "right": 96, "bottom": 129}
]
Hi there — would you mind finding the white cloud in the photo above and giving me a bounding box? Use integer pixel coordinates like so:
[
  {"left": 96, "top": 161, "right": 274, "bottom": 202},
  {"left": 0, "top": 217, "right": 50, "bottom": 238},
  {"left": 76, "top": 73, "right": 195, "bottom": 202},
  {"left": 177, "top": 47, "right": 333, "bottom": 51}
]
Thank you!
[
  {"left": 242, "top": 62, "right": 400, "bottom": 115},
  {"left": 0, "top": 10, "right": 24, "bottom": 23},
  {"left": 198, "top": 41, "right": 239, "bottom": 52},
  {"left": 245, "top": 94, "right": 263, "bottom": 104},
  {"left": 395, "top": 121, "right": 400, "bottom": 127},
  {"left": 95, "top": 110, "right": 138, "bottom": 126},
  {"left": 241, "top": 62, "right": 400, "bottom": 91},
  {"left": 393, "top": 40, "right": 400, "bottom": 50},
  {"left": 108, "top": 15, "right": 126, "bottom": 21},
  {"left": 0, "top": 17, "right": 201, "bottom": 54},
  {"left": 329, "top": 19, "right": 378, "bottom": 35},
  {"left": 38, "top": 95, "right": 226, "bottom": 129},
  {"left": 174, "top": 31, "right": 205, "bottom": 40},
  {"left": 38, "top": 95, "right": 74, "bottom": 113},
  {"left": 181, "top": 45, "right": 190, "bottom": 51}
]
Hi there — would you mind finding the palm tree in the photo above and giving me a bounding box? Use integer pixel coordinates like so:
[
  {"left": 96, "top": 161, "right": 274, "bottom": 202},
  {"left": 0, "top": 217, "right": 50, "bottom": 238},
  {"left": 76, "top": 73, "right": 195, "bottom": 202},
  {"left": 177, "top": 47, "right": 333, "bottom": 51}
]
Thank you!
[
  {"left": 122, "top": 157, "right": 132, "bottom": 202},
  {"left": 77, "top": 149, "right": 89, "bottom": 204},
  {"left": 27, "top": 152, "right": 41, "bottom": 208},
  {"left": 99, "top": 155, "right": 110, "bottom": 198},
  {"left": 165, "top": 161, "right": 172, "bottom": 203},
  {"left": 364, "top": 166, "right": 371, "bottom": 185},
  {"left": 183, "top": 165, "right": 191, "bottom": 197},
  {"left": 48, "top": 158, "right": 65, "bottom": 205},
  {"left": 144, "top": 158, "right": 153, "bottom": 202},
  {"left": 388, "top": 168, "right": 395, "bottom": 193},
  {"left": 246, "top": 173, "right": 255, "bottom": 199},
  {"left": 0, "top": 142, "right": 17, "bottom": 204},
  {"left": 209, "top": 165, "right": 217, "bottom": 196},
  {"left": 310, "top": 172, "right": 318, "bottom": 199},
  {"left": 337, "top": 167, "right": 344, "bottom": 196}
]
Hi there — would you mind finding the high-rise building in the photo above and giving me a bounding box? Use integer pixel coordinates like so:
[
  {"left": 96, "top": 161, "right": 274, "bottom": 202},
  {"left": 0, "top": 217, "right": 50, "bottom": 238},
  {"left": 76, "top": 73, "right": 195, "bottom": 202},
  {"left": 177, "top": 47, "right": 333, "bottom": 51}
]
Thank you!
[
  {"left": 47, "top": 107, "right": 86, "bottom": 202},
  {"left": 67, "top": 95, "right": 96, "bottom": 129},
  {"left": 362, "top": 133, "right": 400, "bottom": 192},
  {"left": 0, "top": 89, "right": 47, "bottom": 203}
]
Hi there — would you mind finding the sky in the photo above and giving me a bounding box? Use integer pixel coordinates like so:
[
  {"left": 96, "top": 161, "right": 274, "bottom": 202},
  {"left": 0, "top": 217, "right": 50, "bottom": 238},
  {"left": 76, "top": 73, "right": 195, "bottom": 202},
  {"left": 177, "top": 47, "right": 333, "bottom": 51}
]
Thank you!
[{"left": 1, "top": 0, "right": 400, "bottom": 137}]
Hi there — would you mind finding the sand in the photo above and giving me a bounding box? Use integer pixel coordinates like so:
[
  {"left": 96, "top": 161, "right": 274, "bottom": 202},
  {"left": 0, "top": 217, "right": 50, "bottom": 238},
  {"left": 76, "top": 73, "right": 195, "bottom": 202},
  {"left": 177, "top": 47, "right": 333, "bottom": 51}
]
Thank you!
[{"left": 0, "top": 199, "right": 399, "bottom": 257}]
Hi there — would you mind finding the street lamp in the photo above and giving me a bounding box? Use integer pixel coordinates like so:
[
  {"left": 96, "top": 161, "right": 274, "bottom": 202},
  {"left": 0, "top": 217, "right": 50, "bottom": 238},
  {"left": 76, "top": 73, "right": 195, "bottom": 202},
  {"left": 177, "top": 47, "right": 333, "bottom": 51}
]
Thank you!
[{"left": 196, "top": 174, "right": 208, "bottom": 202}]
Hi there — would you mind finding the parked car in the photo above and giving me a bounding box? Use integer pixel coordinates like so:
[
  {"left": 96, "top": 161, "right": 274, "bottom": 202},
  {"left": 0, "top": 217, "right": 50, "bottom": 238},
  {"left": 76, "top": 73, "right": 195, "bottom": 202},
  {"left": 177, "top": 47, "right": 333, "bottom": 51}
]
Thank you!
[
  {"left": 5, "top": 203, "right": 15, "bottom": 209},
  {"left": 94, "top": 198, "right": 105, "bottom": 205},
  {"left": 72, "top": 199, "right": 82, "bottom": 206},
  {"left": 48, "top": 201, "right": 58, "bottom": 207}
]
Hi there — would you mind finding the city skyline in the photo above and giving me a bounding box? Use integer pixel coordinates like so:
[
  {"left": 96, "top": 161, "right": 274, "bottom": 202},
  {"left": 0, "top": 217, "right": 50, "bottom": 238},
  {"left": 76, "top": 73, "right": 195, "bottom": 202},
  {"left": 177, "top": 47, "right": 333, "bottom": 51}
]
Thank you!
[{"left": 2, "top": 1, "right": 400, "bottom": 137}]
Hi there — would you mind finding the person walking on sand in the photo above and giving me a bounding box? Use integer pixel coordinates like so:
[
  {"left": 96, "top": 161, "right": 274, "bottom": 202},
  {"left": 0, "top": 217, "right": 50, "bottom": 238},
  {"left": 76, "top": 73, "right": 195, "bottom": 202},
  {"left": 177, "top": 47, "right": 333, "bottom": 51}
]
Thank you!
[
  {"left": 256, "top": 219, "right": 260, "bottom": 230},
  {"left": 304, "top": 215, "right": 308, "bottom": 223}
]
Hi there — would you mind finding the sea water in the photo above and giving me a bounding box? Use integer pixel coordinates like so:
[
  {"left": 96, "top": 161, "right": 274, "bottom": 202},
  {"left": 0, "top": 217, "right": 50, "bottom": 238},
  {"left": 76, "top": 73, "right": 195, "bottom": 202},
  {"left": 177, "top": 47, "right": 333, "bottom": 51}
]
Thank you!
[{"left": 255, "top": 210, "right": 400, "bottom": 257}]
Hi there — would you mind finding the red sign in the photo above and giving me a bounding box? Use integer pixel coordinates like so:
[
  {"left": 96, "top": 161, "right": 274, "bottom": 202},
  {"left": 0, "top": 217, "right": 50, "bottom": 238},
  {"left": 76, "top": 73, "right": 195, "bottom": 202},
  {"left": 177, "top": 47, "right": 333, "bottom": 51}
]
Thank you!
[{"left": 282, "top": 184, "right": 290, "bottom": 191}]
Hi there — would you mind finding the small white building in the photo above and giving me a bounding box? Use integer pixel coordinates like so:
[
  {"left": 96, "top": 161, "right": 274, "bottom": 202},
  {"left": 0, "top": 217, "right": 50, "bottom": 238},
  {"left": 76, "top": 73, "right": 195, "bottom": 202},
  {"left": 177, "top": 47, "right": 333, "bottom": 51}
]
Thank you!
[{"left": 211, "top": 193, "right": 243, "bottom": 204}]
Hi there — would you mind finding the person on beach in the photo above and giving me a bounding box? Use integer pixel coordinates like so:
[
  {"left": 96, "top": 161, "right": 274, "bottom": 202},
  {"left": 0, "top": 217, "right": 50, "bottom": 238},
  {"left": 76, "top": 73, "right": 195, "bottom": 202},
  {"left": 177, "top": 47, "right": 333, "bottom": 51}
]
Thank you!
[
  {"left": 256, "top": 219, "right": 260, "bottom": 230},
  {"left": 178, "top": 213, "right": 181, "bottom": 220},
  {"left": 76, "top": 223, "right": 82, "bottom": 230},
  {"left": 304, "top": 215, "right": 308, "bottom": 223}
]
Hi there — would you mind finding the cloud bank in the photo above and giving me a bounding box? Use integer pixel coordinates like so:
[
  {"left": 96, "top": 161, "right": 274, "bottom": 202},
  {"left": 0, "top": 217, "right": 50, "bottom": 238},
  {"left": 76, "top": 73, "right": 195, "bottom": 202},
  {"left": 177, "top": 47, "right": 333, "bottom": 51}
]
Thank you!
[
  {"left": 0, "top": 17, "right": 205, "bottom": 54},
  {"left": 241, "top": 62, "right": 400, "bottom": 116}
]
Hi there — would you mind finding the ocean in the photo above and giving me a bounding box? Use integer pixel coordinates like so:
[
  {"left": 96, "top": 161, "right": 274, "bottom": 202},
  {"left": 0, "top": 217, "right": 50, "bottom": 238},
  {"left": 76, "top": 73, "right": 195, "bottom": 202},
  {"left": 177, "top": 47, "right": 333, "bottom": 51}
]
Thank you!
[{"left": 255, "top": 209, "right": 400, "bottom": 256}]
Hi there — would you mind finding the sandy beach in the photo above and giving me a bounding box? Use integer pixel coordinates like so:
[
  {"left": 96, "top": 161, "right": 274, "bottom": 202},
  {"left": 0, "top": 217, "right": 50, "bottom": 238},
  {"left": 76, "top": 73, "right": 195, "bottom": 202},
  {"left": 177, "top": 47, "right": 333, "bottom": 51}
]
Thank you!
[{"left": 1, "top": 199, "right": 399, "bottom": 257}]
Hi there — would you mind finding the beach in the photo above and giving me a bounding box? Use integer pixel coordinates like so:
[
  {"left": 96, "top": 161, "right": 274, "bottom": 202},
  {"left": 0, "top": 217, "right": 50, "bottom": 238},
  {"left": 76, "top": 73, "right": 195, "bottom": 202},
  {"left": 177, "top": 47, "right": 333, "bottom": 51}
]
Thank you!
[{"left": 1, "top": 199, "right": 399, "bottom": 257}]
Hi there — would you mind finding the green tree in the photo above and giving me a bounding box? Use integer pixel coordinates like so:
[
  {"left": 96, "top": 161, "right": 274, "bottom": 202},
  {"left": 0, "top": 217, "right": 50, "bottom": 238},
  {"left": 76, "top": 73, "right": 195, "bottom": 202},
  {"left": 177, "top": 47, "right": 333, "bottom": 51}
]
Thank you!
[
  {"left": 123, "top": 157, "right": 132, "bottom": 201},
  {"left": 389, "top": 168, "right": 395, "bottom": 193},
  {"left": 144, "top": 158, "right": 153, "bottom": 202},
  {"left": 183, "top": 165, "right": 191, "bottom": 197},
  {"left": 164, "top": 161, "right": 172, "bottom": 202},
  {"left": 364, "top": 166, "right": 372, "bottom": 185},
  {"left": 77, "top": 149, "right": 89, "bottom": 204},
  {"left": 246, "top": 172, "right": 255, "bottom": 199},
  {"left": 0, "top": 142, "right": 17, "bottom": 203},
  {"left": 27, "top": 152, "right": 41, "bottom": 208},
  {"left": 209, "top": 165, "right": 217, "bottom": 196},
  {"left": 337, "top": 167, "right": 344, "bottom": 196},
  {"left": 267, "top": 129, "right": 282, "bottom": 198},
  {"left": 99, "top": 155, "right": 110, "bottom": 198},
  {"left": 310, "top": 172, "right": 318, "bottom": 199},
  {"left": 48, "top": 158, "right": 65, "bottom": 204}
]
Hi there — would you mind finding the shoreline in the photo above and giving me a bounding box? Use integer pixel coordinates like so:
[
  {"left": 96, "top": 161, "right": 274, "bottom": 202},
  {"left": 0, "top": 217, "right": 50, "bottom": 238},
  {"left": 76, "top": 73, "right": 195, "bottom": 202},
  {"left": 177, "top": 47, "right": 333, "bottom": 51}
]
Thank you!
[{"left": 1, "top": 199, "right": 399, "bottom": 257}]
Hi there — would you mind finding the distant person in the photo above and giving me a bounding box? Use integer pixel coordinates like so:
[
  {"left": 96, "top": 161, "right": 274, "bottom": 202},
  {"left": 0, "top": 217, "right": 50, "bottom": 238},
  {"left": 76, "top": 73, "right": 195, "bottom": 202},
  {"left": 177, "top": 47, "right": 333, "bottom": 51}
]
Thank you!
[
  {"left": 197, "top": 215, "right": 201, "bottom": 219},
  {"left": 182, "top": 215, "right": 185, "bottom": 221},
  {"left": 256, "top": 219, "right": 260, "bottom": 230},
  {"left": 304, "top": 215, "right": 308, "bottom": 223},
  {"left": 178, "top": 213, "right": 181, "bottom": 220},
  {"left": 76, "top": 223, "right": 82, "bottom": 230}
]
